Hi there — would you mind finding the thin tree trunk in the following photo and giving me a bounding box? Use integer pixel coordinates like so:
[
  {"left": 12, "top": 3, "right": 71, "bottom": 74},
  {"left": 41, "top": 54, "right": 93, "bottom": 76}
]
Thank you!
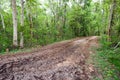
[
  {"left": 11, "top": 0, "right": 18, "bottom": 47},
  {"left": 20, "top": 0, "right": 24, "bottom": 48},
  {"left": 20, "top": 32, "right": 24, "bottom": 48},
  {"left": 20, "top": 0, "right": 24, "bottom": 26},
  {"left": 0, "top": 14, "right": 5, "bottom": 29},
  {"left": 29, "top": 13, "right": 33, "bottom": 38},
  {"left": 107, "top": 0, "right": 115, "bottom": 41},
  {"left": 63, "top": 3, "right": 67, "bottom": 28},
  {"left": 108, "top": 4, "right": 113, "bottom": 38},
  {"left": 62, "top": 2, "right": 67, "bottom": 37}
]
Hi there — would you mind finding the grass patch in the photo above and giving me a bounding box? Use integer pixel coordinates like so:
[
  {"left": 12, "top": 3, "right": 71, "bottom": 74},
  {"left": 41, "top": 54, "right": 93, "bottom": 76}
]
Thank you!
[
  {"left": 93, "top": 42, "right": 120, "bottom": 79},
  {"left": 0, "top": 45, "right": 42, "bottom": 55}
]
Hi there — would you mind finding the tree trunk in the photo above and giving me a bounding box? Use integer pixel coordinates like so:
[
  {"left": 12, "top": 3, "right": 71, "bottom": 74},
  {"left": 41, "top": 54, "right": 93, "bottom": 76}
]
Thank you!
[
  {"left": 62, "top": 2, "right": 67, "bottom": 37},
  {"left": 20, "top": 0, "right": 24, "bottom": 48},
  {"left": 20, "top": 32, "right": 24, "bottom": 48},
  {"left": 29, "top": 13, "right": 33, "bottom": 38},
  {"left": 11, "top": 0, "right": 18, "bottom": 47},
  {"left": 0, "top": 14, "right": 5, "bottom": 29},
  {"left": 20, "top": 0, "right": 24, "bottom": 26},
  {"left": 107, "top": 0, "right": 115, "bottom": 41}
]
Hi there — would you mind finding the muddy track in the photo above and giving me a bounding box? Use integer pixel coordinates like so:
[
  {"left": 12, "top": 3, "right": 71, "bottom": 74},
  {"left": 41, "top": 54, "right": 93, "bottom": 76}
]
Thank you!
[{"left": 0, "top": 36, "right": 99, "bottom": 80}]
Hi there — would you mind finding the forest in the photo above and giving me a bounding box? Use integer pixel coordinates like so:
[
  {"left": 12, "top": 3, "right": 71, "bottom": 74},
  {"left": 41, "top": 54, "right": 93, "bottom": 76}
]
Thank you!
[{"left": 0, "top": 0, "right": 120, "bottom": 80}]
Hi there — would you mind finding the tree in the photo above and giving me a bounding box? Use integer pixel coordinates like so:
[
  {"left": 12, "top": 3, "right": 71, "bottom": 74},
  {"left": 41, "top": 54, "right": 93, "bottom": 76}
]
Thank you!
[
  {"left": 107, "top": 0, "right": 115, "bottom": 41},
  {"left": 11, "top": 0, "right": 18, "bottom": 47},
  {"left": 20, "top": 0, "right": 25, "bottom": 48},
  {"left": 20, "top": 0, "right": 24, "bottom": 27},
  {"left": 0, "top": 13, "right": 5, "bottom": 30},
  {"left": 0, "top": 3, "right": 5, "bottom": 30}
]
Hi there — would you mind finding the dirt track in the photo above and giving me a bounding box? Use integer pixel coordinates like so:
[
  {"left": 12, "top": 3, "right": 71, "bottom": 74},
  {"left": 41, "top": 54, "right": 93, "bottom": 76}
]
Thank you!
[{"left": 0, "top": 36, "right": 99, "bottom": 80}]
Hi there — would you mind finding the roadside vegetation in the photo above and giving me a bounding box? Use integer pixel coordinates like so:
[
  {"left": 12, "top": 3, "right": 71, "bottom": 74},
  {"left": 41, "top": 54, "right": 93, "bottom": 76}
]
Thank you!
[{"left": 93, "top": 35, "right": 120, "bottom": 80}]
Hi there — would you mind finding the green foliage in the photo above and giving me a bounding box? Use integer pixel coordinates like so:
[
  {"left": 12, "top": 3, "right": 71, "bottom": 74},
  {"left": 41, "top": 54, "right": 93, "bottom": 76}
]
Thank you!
[
  {"left": 93, "top": 35, "right": 120, "bottom": 80},
  {"left": 100, "top": 35, "right": 111, "bottom": 48},
  {"left": 68, "top": 1, "right": 91, "bottom": 37}
]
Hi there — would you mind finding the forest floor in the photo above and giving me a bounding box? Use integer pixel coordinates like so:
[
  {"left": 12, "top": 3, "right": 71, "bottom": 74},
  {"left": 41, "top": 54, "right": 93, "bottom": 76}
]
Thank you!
[{"left": 0, "top": 36, "right": 100, "bottom": 80}]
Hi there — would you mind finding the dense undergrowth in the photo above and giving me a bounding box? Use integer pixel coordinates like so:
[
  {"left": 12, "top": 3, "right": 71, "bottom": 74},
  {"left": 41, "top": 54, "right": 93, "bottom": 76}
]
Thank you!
[{"left": 94, "top": 36, "right": 120, "bottom": 80}]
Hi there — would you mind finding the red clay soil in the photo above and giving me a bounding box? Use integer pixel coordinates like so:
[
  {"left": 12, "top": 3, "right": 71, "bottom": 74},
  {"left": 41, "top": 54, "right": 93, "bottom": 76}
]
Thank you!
[{"left": 0, "top": 36, "right": 99, "bottom": 80}]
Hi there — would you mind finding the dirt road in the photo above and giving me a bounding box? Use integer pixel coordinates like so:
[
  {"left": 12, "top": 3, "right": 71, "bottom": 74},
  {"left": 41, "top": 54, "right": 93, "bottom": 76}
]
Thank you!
[{"left": 0, "top": 36, "right": 99, "bottom": 80}]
